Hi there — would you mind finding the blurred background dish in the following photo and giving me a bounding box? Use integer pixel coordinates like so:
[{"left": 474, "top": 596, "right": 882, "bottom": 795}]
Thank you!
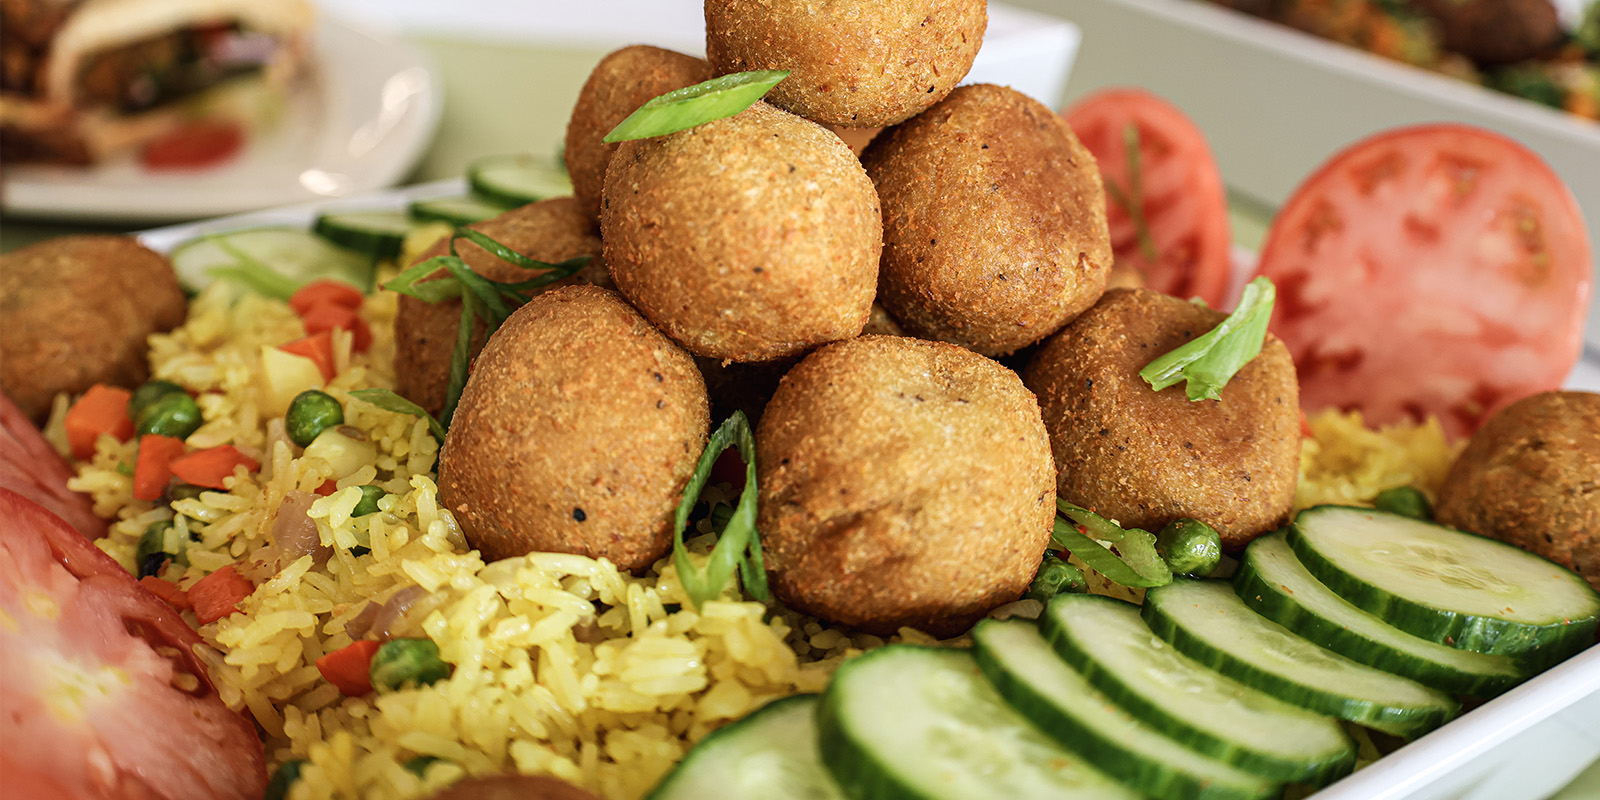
[{"left": 2, "top": 15, "right": 440, "bottom": 223}]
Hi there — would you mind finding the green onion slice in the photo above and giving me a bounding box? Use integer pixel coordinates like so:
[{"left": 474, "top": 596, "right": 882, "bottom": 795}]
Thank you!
[
  {"left": 673, "top": 411, "right": 769, "bottom": 609},
  {"left": 348, "top": 389, "right": 446, "bottom": 442},
  {"left": 1139, "top": 276, "right": 1277, "bottom": 401},
  {"left": 204, "top": 235, "right": 301, "bottom": 300},
  {"left": 603, "top": 69, "right": 789, "bottom": 143},
  {"left": 1053, "top": 500, "right": 1173, "bottom": 589},
  {"left": 381, "top": 232, "right": 588, "bottom": 432}
]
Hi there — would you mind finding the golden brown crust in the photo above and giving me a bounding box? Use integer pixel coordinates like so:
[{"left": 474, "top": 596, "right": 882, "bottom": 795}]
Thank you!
[
  {"left": 563, "top": 45, "right": 712, "bottom": 226},
  {"left": 1435, "top": 391, "right": 1600, "bottom": 591},
  {"left": 1022, "top": 289, "right": 1300, "bottom": 550},
  {"left": 705, "top": 0, "right": 985, "bottom": 127},
  {"left": 861, "top": 84, "right": 1113, "bottom": 356},
  {"left": 437, "top": 285, "right": 709, "bottom": 571},
  {"left": 601, "top": 101, "right": 880, "bottom": 362},
  {"left": 756, "top": 335, "right": 1055, "bottom": 636},
  {"left": 0, "top": 235, "right": 185, "bottom": 419},
  {"left": 393, "top": 197, "right": 606, "bottom": 416}
]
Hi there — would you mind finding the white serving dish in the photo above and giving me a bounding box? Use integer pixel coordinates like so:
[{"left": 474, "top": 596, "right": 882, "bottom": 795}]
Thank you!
[
  {"left": 138, "top": 183, "right": 1600, "bottom": 800},
  {"left": 1050, "top": 0, "right": 1600, "bottom": 352}
]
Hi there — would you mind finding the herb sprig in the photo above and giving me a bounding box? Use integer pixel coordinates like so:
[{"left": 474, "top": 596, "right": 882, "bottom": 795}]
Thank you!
[
  {"left": 604, "top": 70, "right": 789, "bottom": 143},
  {"left": 1102, "top": 123, "right": 1160, "bottom": 263},
  {"left": 1139, "top": 276, "right": 1276, "bottom": 401},
  {"left": 383, "top": 229, "right": 588, "bottom": 429},
  {"left": 673, "top": 412, "right": 769, "bottom": 609},
  {"left": 1052, "top": 500, "right": 1173, "bottom": 589}
]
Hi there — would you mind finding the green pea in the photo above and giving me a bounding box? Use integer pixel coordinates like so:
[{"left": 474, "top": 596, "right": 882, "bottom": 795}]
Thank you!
[
  {"left": 370, "top": 638, "right": 451, "bottom": 692},
  {"left": 1374, "top": 486, "right": 1432, "bottom": 521},
  {"left": 352, "top": 485, "right": 385, "bottom": 517},
  {"left": 287, "top": 390, "right": 344, "bottom": 447},
  {"left": 166, "top": 482, "right": 206, "bottom": 503},
  {"left": 1026, "top": 553, "right": 1086, "bottom": 603},
  {"left": 263, "top": 758, "right": 308, "bottom": 800},
  {"left": 135, "top": 392, "right": 202, "bottom": 440},
  {"left": 403, "top": 755, "right": 444, "bottom": 778},
  {"left": 128, "top": 380, "right": 186, "bottom": 420},
  {"left": 1156, "top": 518, "right": 1222, "bottom": 577},
  {"left": 135, "top": 521, "right": 173, "bottom": 579}
]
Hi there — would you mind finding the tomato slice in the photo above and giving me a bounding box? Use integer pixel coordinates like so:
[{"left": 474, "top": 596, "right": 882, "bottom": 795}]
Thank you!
[
  {"left": 1062, "top": 88, "right": 1232, "bottom": 306},
  {"left": 140, "top": 120, "right": 245, "bottom": 171},
  {"left": 0, "top": 392, "right": 106, "bottom": 540},
  {"left": 0, "top": 488, "right": 267, "bottom": 800},
  {"left": 1253, "top": 124, "right": 1591, "bottom": 439}
]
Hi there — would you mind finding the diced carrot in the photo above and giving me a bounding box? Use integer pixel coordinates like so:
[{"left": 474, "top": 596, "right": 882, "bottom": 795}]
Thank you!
[
  {"left": 314, "top": 480, "right": 338, "bottom": 496},
  {"left": 1300, "top": 409, "right": 1315, "bottom": 439},
  {"left": 300, "top": 302, "right": 372, "bottom": 353},
  {"left": 64, "top": 385, "right": 135, "bottom": 460},
  {"left": 289, "top": 279, "right": 364, "bottom": 316},
  {"left": 279, "top": 331, "right": 336, "bottom": 382},
  {"left": 132, "top": 434, "right": 188, "bottom": 501},
  {"left": 315, "top": 639, "right": 382, "bottom": 696},
  {"left": 140, "top": 575, "right": 192, "bottom": 611},
  {"left": 168, "top": 445, "right": 260, "bottom": 490},
  {"left": 189, "top": 565, "right": 254, "bottom": 624}
]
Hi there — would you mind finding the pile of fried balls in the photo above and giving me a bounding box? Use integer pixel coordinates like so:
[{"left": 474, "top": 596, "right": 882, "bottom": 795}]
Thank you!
[{"left": 392, "top": 0, "right": 1300, "bottom": 637}]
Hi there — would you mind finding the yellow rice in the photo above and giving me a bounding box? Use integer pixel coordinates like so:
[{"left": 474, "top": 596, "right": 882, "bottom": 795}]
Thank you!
[{"left": 55, "top": 263, "right": 1454, "bottom": 799}]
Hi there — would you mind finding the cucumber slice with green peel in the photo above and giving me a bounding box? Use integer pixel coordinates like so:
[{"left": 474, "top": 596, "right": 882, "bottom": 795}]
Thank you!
[
  {"left": 972, "top": 619, "right": 1279, "bottom": 800},
  {"left": 467, "top": 154, "right": 573, "bottom": 207},
  {"left": 1288, "top": 506, "right": 1600, "bottom": 661},
  {"left": 1236, "top": 532, "right": 1525, "bottom": 697},
  {"left": 647, "top": 695, "right": 844, "bottom": 800},
  {"left": 1041, "top": 593, "right": 1355, "bottom": 784},
  {"left": 169, "top": 227, "right": 370, "bottom": 299},
  {"left": 408, "top": 194, "right": 512, "bottom": 226},
  {"left": 312, "top": 210, "right": 415, "bottom": 260},
  {"left": 1143, "top": 579, "right": 1459, "bottom": 738},
  {"left": 817, "top": 645, "right": 1140, "bottom": 800}
]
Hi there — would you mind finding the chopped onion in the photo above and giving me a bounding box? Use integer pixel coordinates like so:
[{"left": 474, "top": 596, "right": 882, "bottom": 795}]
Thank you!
[
  {"left": 371, "top": 585, "right": 449, "bottom": 641},
  {"left": 271, "top": 490, "right": 330, "bottom": 567}
]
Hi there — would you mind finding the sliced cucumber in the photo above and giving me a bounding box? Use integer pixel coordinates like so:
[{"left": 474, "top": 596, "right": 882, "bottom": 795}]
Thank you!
[
  {"left": 1143, "top": 579, "right": 1459, "bottom": 738},
  {"left": 972, "top": 619, "right": 1279, "bottom": 800},
  {"left": 1288, "top": 506, "right": 1600, "bottom": 661},
  {"left": 169, "top": 227, "right": 369, "bottom": 299},
  {"left": 817, "top": 645, "right": 1139, "bottom": 800},
  {"left": 408, "top": 194, "right": 512, "bottom": 227},
  {"left": 1041, "top": 593, "right": 1354, "bottom": 784},
  {"left": 1236, "top": 532, "right": 1525, "bottom": 697},
  {"left": 647, "top": 695, "right": 844, "bottom": 800},
  {"left": 467, "top": 154, "right": 573, "bottom": 207},
  {"left": 312, "top": 210, "right": 415, "bottom": 260}
]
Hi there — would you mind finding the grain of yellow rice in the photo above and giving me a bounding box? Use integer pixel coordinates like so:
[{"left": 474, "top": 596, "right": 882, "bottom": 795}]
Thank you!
[{"left": 56, "top": 263, "right": 1455, "bottom": 799}]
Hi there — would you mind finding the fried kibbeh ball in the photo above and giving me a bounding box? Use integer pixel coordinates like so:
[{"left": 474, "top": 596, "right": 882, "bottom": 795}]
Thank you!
[
  {"left": 564, "top": 45, "right": 713, "bottom": 224},
  {"left": 0, "top": 236, "right": 186, "bottom": 420},
  {"left": 394, "top": 197, "right": 607, "bottom": 416},
  {"left": 1436, "top": 391, "right": 1600, "bottom": 591},
  {"left": 438, "top": 286, "right": 709, "bottom": 570},
  {"left": 705, "top": 0, "right": 985, "bottom": 127},
  {"left": 757, "top": 335, "right": 1056, "bottom": 636},
  {"left": 861, "top": 84, "right": 1113, "bottom": 357},
  {"left": 602, "top": 101, "right": 880, "bottom": 362},
  {"left": 1023, "top": 289, "right": 1300, "bottom": 550}
]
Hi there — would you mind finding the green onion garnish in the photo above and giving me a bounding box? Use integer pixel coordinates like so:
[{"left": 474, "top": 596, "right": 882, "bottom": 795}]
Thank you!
[
  {"left": 672, "top": 411, "right": 768, "bottom": 610},
  {"left": 1053, "top": 499, "right": 1173, "bottom": 589},
  {"left": 1139, "top": 276, "right": 1276, "bottom": 401},
  {"left": 603, "top": 70, "right": 790, "bottom": 143},
  {"left": 348, "top": 388, "right": 446, "bottom": 442},
  {"left": 383, "top": 230, "right": 588, "bottom": 430},
  {"left": 1102, "top": 123, "right": 1159, "bottom": 264}
]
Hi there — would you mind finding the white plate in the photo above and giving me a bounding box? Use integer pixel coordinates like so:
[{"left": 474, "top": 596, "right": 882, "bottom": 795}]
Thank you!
[
  {"left": 1, "top": 17, "right": 442, "bottom": 225},
  {"left": 137, "top": 185, "right": 1600, "bottom": 800}
]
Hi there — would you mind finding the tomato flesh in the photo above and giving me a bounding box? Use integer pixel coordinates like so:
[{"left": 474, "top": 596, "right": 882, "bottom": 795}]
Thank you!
[
  {"left": 1063, "top": 88, "right": 1232, "bottom": 307},
  {"left": 140, "top": 120, "right": 245, "bottom": 171},
  {"left": 0, "top": 488, "right": 267, "bottom": 800},
  {"left": 1254, "top": 125, "right": 1591, "bottom": 439}
]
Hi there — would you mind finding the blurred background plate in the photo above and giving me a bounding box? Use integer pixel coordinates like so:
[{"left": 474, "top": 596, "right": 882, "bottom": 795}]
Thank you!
[{"left": 1, "top": 16, "right": 441, "bottom": 225}]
